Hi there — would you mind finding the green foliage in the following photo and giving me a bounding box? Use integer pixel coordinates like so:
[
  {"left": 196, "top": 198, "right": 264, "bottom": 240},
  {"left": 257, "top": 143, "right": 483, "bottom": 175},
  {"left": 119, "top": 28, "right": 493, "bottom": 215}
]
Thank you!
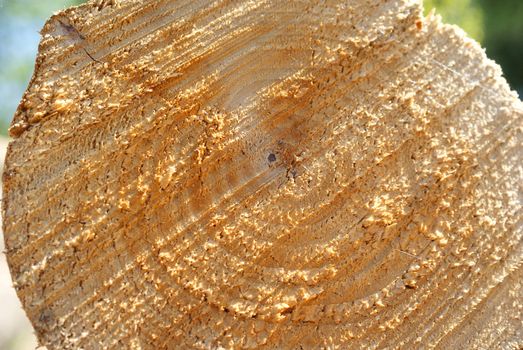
[
  {"left": 424, "top": 0, "right": 484, "bottom": 41},
  {"left": 2, "top": 0, "right": 84, "bottom": 19},
  {"left": 0, "top": 117, "right": 11, "bottom": 137},
  {"left": 424, "top": 0, "right": 522, "bottom": 91},
  {"left": 479, "top": 0, "right": 523, "bottom": 91}
]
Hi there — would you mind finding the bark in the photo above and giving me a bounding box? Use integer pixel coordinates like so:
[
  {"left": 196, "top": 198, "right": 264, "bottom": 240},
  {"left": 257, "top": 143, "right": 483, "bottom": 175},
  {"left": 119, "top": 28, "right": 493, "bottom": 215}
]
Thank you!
[{"left": 2, "top": 0, "right": 522, "bottom": 349}]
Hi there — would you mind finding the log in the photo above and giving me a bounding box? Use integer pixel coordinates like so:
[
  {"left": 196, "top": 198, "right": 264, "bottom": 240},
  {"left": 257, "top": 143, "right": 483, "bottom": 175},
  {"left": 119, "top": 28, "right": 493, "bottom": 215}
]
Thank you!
[{"left": 3, "top": 0, "right": 522, "bottom": 348}]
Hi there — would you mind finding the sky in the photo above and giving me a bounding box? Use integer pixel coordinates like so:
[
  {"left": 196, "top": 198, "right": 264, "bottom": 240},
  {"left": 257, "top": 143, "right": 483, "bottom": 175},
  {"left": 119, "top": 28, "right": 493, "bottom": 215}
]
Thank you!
[{"left": 0, "top": 0, "right": 82, "bottom": 135}]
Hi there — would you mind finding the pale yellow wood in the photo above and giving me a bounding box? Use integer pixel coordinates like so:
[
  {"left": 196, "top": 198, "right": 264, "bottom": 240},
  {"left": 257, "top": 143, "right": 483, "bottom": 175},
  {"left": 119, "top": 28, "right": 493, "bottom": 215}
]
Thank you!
[{"left": 2, "top": 0, "right": 522, "bottom": 349}]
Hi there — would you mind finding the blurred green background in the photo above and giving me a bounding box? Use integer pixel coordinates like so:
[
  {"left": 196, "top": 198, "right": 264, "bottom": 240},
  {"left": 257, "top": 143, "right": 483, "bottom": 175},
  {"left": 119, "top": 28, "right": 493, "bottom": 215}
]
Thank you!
[{"left": 0, "top": 0, "right": 522, "bottom": 136}]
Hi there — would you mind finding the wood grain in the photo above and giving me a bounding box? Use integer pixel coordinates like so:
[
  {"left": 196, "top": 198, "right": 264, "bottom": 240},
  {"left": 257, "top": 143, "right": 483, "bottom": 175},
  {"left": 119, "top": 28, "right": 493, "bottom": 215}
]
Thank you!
[{"left": 2, "top": 0, "right": 522, "bottom": 348}]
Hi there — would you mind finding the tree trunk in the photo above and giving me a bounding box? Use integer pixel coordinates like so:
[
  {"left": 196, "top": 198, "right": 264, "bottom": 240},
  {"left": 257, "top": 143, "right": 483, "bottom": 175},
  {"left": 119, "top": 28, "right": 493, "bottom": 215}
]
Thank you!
[{"left": 3, "top": 0, "right": 522, "bottom": 349}]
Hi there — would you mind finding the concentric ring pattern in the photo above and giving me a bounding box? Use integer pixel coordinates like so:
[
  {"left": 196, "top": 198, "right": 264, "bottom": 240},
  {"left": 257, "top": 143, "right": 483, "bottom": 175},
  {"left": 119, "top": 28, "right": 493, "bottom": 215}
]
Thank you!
[{"left": 3, "top": 0, "right": 522, "bottom": 349}]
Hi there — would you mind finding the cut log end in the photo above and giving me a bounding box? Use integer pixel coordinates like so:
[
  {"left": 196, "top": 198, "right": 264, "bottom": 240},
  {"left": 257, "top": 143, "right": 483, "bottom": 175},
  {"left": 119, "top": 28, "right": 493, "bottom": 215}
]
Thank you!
[{"left": 3, "top": 0, "right": 522, "bottom": 349}]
